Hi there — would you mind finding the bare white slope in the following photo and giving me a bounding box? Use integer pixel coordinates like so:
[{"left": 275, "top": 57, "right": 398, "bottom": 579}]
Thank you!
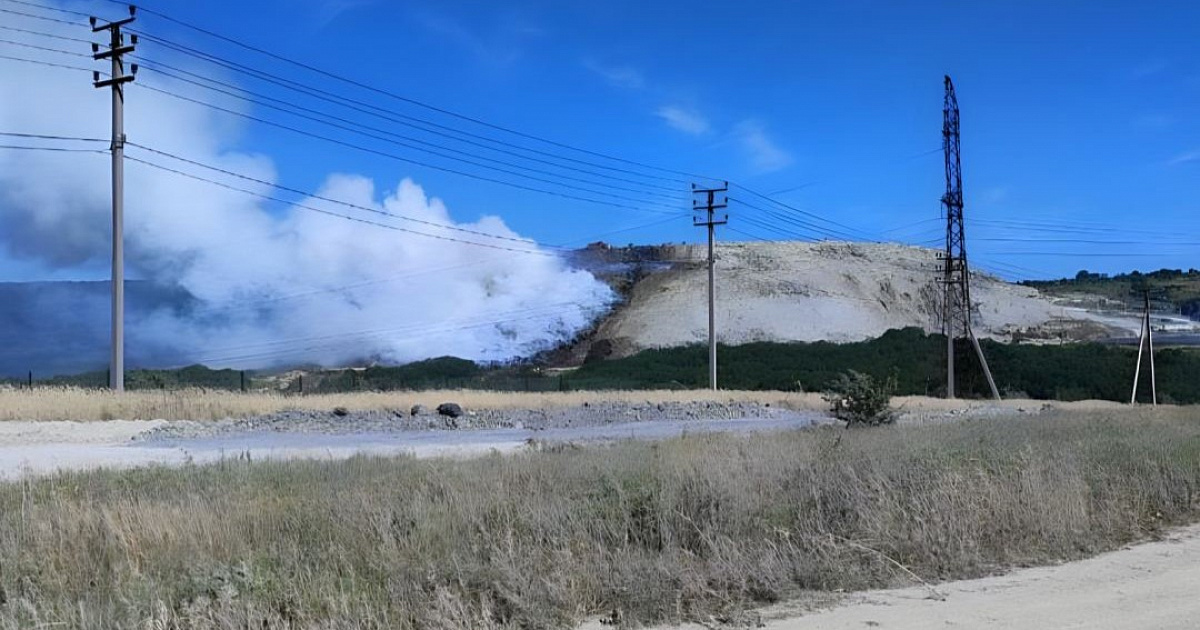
[{"left": 593, "top": 241, "right": 1118, "bottom": 355}]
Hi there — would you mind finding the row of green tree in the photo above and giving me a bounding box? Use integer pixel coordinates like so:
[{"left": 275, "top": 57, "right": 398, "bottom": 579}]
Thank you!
[
  {"left": 569, "top": 327, "right": 1186, "bottom": 402},
  {"left": 12, "top": 328, "right": 1194, "bottom": 403},
  {"left": 1025, "top": 268, "right": 1200, "bottom": 318}
]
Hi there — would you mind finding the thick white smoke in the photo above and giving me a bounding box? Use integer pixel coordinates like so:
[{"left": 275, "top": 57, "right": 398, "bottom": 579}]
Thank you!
[{"left": 0, "top": 2, "right": 614, "bottom": 368}]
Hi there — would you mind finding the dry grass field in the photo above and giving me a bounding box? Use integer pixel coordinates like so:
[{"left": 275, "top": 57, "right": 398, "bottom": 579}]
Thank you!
[{"left": 1, "top": 406, "right": 1198, "bottom": 628}]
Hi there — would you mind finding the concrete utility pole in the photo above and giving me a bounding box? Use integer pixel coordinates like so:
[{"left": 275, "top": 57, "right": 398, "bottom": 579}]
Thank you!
[
  {"left": 1130, "top": 291, "right": 1157, "bottom": 405},
  {"left": 90, "top": 7, "right": 137, "bottom": 392},
  {"left": 692, "top": 183, "right": 728, "bottom": 391},
  {"left": 939, "top": 75, "right": 999, "bottom": 401}
]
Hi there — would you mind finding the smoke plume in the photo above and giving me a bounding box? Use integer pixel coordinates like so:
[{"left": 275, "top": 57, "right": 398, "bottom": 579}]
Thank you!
[{"left": 0, "top": 1, "right": 614, "bottom": 371}]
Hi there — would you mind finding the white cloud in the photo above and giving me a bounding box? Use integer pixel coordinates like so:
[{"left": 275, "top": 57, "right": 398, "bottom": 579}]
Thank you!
[
  {"left": 733, "top": 120, "right": 793, "bottom": 173},
  {"left": 1167, "top": 149, "right": 1200, "bottom": 166},
  {"left": 313, "top": 0, "right": 375, "bottom": 27},
  {"left": 656, "top": 105, "right": 711, "bottom": 136},
  {"left": 583, "top": 59, "right": 645, "bottom": 89}
]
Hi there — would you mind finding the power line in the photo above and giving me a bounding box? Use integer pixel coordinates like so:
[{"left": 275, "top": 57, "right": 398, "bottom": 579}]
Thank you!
[
  {"left": 2, "top": 27, "right": 690, "bottom": 211},
  {"left": 729, "top": 197, "right": 862, "bottom": 241},
  {"left": 737, "top": 213, "right": 818, "bottom": 242},
  {"left": 6, "top": 0, "right": 707, "bottom": 194},
  {"left": 127, "top": 142, "right": 570, "bottom": 249},
  {"left": 729, "top": 183, "right": 876, "bottom": 241},
  {"left": 106, "top": 0, "right": 721, "bottom": 183},
  {"left": 984, "top": 251, "right": 1172, "bottom": 258},
  {"left": 132, "top": 32, "right": 690, "bottom": 187},
  {"left": 975, "top": 217, "right": 1200, "bottom": 239},
  {"left": 0, "top": 144, "right": 105, "bottom": 153},
  {"left": 0, "top": 5, "right": 85, "bottom": 27},
  {"left": 0, "top": 131, "right": 107, "bottom": 142},
  {"left": 133, "top": 62, "right": 687, "bottom": 203},
  {"left": 557, "top": 213, "right": 690, "bottom": 247},
  {"left": 123, "top": 153, "right": 559, "bottom": 257},
  {"left": 133, "top": 81, "right": 683, "bottom": 216},
  {"left": 127, "top": 49, "right": 689, "bottom": 194},
  {"left": 878, "top": 216, "right": 942, "bottom": 235},
  {"left": 0, "top": 37, "right": 90, "bottom": 58},
  {"left": 725, "top": 225, "right": 774, "bottom": 242},
  {"left": 978, "top": 237, "right": 1200, "bottom": 246},
  {"left": 0, "top": 51, "right": 95, "bottom": 73},
  {"left": 0, "top": 23, "right": 92, "bottom": 43},
  {"left": 0, "top": 0, "right": 91, "bottom": 18}
]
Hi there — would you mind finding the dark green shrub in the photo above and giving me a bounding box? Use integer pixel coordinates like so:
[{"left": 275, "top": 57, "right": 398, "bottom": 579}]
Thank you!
[{"left": 823, "top": 369, "right": 897, "bottom": 426}]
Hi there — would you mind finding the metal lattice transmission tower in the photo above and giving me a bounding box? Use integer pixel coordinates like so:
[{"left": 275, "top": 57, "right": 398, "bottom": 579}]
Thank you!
[{"left": 940, "top": 75, "right": 999, "bottom": 400}]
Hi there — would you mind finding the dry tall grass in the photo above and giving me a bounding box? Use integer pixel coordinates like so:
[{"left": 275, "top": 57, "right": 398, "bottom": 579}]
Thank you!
[
  {"left": 0, "top": 387, "right": 826, "bottom": 422},
  {"left": 1, "top": 408, "right": 1198, "bottom": 628}
]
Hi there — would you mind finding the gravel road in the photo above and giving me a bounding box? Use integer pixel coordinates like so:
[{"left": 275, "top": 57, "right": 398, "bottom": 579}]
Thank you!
[
  {"left": 0, "top": 401, "right": 821, "bottom": 479},
  {"left": 136, "top": 400, "right": 801, "bottom": 439}
]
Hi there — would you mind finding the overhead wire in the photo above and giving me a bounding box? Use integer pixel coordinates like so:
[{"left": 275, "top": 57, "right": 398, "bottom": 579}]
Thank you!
[
  {"left": 127, "top": 142, "right": 573, "bottom": 249},
  {"left": 0, "top": 36, "right": 90, "bottom": 58},
  {"left": 737, "top": 213, "right": 818, "bottom": 242},
  {"left": 123, "top": 153, "right": 558, "bottom": 257},
  {"left": 0, "top": 144, "right": 105, "bottom": 153},
  {"left": 132, "top": 61, "right": 688, "bottom": 204},
  {"left": 0, "top": 23, "right": 690, "bottom": 215},
  {"left": 0, "top": 23, "right": 92, "bottom": 44},
  {"left": 1, "top": 0, "right": 706, "bottom": 197},
  {"left": 133, "top": 81, "right": 684, "bottom": 216},
  {"left": 0, "top": 131, "right": 107, "bottom": 142},
  {"left": 127, "top": 48, "right": 689, "bottom": 195},
  {"left": 729, "top": 182, "right": 877, "bottom": 241},
  {"left": 0, "top": 51, "right": 95, "bottom": 73},
  {"left": 0, "top": 5, "right": 84, "bottom": 27},
  {"left": 725, "top": 225, "right": 775, "bottom": 242},
  {"left": 729, "top": 196, "right": 861, "bottom": 241},
  {"left": 15, "top": 3, "right": 1163, "bottom": 284},
  {"left": 0, "top": 0, "right": 90, "bottom": 18},
  {"left": 100, "top": 0, "right": 721, "bottom": 183}
]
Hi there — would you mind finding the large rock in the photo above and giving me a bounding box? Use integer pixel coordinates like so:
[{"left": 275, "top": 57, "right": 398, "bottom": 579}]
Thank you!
[{"left": 436, "top": 403, "right": 464, "bottom": 418}]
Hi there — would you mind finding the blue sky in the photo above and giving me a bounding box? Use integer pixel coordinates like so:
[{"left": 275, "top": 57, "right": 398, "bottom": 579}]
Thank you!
[{"left": 16, "top": 0, "right": 1200, "bottom": 280}]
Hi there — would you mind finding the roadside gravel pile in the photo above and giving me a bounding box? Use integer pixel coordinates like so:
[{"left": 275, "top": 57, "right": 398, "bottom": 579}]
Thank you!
[
  {"left": 136, "top": 400, "right": 814, "bottom": 442},
  {"left": 894, "top": 402, "right": 1051, "bottom": 426}
]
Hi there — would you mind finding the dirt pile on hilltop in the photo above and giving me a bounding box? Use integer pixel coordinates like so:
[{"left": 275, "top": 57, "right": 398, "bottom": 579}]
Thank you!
[{"left": 575, "top": 241, "right": 1125, "bottom": 359}]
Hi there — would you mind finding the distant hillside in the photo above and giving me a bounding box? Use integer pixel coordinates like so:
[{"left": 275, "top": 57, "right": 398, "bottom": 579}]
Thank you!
[
  {"left": 0, "top": 281, "right": 195, "bottom": 377},
  {"left": 1023, "top": 269, "right": 1200, "bottom": 318},
  {"left": 568, "top": 241, "right": 1139, "bottom": 362}
]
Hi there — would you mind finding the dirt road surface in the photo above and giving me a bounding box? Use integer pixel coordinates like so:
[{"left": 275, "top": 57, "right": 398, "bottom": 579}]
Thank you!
[
  {"left": 0, "top": 409, "right": 817, "bottom": 480},
  {"left": 625, "top": 522, "right": 1200, "bottom": 630}
]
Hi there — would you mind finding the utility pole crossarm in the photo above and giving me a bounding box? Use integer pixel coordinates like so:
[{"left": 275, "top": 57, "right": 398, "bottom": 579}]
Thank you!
[{"left": 91, "top": 5, "right": 138, "bottom": 393}]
